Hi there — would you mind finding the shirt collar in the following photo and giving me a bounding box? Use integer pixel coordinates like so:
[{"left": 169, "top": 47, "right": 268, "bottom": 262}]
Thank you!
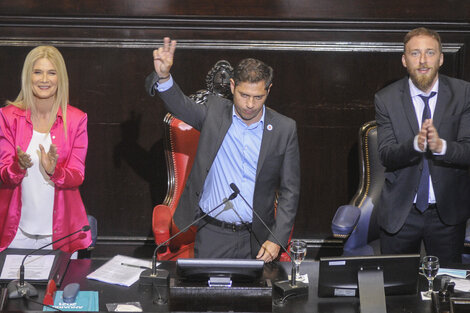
[
  {"left": 232, "top": 105, "right": 265, "bottom": 128},
  {"left": 11, "top": 105, "right": 64, "bottom": 118},
  {"left": 12, "top": 105, "right": 64, "bottom": 126}
]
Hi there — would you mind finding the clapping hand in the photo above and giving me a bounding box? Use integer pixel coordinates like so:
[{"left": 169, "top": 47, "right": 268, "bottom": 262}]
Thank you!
[
  {"left": 418, "top": 119, "right": 443, "bottom": 153},
  {"left": 17, "top": 146, "right": 32, "bottom": 170},
  {"left": 39, "top": 143, "right": 58, "bottom": 176}
]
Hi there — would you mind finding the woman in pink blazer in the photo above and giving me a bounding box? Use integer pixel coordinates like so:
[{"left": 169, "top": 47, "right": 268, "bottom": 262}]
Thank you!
[{"left": 0, "top": 46, "right": 91, "bottom": 253}]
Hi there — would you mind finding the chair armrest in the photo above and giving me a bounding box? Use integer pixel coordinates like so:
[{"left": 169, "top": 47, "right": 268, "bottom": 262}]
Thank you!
[
  {"left": 331, "top": 205, "right": 361, "bottom": 238},
  {"left": 152, "top": 204, "right": 172, "bottom": 244},
  {"left": 86, "top": 215, "right": 98, "bottom": 250}
]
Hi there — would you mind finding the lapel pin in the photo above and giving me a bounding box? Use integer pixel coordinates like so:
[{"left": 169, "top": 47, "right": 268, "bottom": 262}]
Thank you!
[{"left": 267, "top": 124, "right": 273, "bottom": 131}]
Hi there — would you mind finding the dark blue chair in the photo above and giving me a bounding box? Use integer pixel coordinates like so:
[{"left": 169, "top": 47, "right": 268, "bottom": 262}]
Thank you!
[
  {"left": 78, "top": 214, "right": 98, "bottom": 258},
  {"left": 331, "top": 120, "right": 384, "bottom": 256},
  {"left": 332, "top": 120, "right": 470, "bottom": 262}
]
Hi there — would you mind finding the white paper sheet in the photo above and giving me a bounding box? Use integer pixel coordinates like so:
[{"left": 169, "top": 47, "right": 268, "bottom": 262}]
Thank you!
[
  {"left": 0, "top": 254, "right": 55, "bottom": 280},
  {"left": 449, "top": 278, "right": 470, "bottom": 292},
  {"left": 86, "top": 255, "right": 153, "bottom": 287}
]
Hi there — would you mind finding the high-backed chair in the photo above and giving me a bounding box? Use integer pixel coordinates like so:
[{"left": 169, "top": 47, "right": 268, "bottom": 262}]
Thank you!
[
  {"left": 332, "top": 120, "right": 470, "bottom": 260},
  {"left": 151, "top": 60, "right": 233, "bottom": 260},
  {"left": 77, "top": 214, "right": 98, "bottom": 259},
  {"left": 331, "top": 120, "right": 383, "bottom": 255},
  {"left": 151, "top": 114, "right": 200, "bottom": 260},
  {"left": 151, "top": 60, "right": 293, "bottom": 261}
]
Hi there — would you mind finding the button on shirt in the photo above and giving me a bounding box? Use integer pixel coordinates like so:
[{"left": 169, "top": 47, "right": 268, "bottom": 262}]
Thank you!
[
  {"left": 409, "top": 78, "right": 446, "bottom": 204},
  {"left": 199, "top": 107, "right": 265, "bottom": 224}
]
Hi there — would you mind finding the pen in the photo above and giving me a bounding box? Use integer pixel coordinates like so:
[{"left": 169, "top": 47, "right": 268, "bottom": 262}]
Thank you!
[{"left": 120, "top": 262, "right": 151, "bottom": 270}]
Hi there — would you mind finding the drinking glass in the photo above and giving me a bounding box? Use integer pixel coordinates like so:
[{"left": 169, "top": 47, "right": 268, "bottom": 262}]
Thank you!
[
  {"left": 422, "top": 255, "right": 439, "bottom": 297},
  {"left": 290, "top": 240, "right": 307, "bottom": 279}
]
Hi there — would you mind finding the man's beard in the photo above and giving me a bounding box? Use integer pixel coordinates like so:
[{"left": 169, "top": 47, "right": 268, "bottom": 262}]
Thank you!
[{"left": 408, "top": 66, "right": 439, "bottom": 92}]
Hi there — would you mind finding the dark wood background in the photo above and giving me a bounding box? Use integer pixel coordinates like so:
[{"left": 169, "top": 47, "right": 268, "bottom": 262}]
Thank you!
[{"left": 1, "top": 0, "right": 469, "bottom": 256}]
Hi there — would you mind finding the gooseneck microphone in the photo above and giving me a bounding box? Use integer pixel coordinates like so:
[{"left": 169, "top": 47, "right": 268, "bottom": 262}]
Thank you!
[
  {"left": 229, "top": 183, "right": 308, "bottom": 300},
  {"left": 7, "top": 225, "right": 91, "bottom": 299},
  {"left": 140, "top": 191, "right": 238, "bottom": 291}
]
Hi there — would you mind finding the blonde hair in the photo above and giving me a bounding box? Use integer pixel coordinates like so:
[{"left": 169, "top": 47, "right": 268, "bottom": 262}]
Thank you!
[
  {"left": 404, "top": 27, "right": 442, "bottom": 53},
  {"left": 7, "top": 46, "right": 69, "bottom": 134}
]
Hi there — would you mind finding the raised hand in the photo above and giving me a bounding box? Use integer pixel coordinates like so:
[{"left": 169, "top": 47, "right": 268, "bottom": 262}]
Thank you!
[
  {"left": 17, "top": 146, "right": 32, "bottom": 170},
  {"left": 39, "top": 143, "right": 58, "bottom": 176},
  {"left": 153, "top": 37, "right": 177, "bottom": 79}
]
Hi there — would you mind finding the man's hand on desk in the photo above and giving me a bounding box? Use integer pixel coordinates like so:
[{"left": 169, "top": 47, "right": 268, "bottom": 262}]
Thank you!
[{"left": 256, "top": 240, "right": 280, "bottom": 263}]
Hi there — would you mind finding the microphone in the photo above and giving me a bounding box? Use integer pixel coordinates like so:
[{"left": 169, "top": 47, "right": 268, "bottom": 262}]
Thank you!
[
  {"left": 140, "top": 191, "right": 238, "bottom": 292},
  {"left": 229, "top": 183, "right": 308, "bottom": 300},
  {"left": 7, "top": 225, "right": 90, "bottom": 299}
]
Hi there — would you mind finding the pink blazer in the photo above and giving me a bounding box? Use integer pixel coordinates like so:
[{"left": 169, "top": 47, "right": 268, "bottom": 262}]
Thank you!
[{"left": 0, "top": 104, "right": 92, "bottom": 253}]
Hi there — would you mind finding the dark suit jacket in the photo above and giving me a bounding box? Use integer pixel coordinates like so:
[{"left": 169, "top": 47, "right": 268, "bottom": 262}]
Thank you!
[
  {"left": 158, "top": 82, "right": 300, "bottom": 257},
  {"left": 375, "top": 74, "right": 470, "bottom": 234}
]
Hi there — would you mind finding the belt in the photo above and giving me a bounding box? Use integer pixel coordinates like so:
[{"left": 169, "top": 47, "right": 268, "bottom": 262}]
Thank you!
[{"left": 201, "top": 212, "right": 252, "bottom": 232}]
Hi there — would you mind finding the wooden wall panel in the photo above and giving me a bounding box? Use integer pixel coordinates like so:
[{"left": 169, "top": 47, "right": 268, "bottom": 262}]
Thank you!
[
  {"left": 1, "top": 1, "right": 469, "bottom": 255},
  {"left": 1, "top": 0, "right": 470, "bottom": 21}
]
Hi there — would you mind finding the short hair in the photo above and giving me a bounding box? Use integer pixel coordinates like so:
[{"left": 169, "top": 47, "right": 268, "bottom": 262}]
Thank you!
[
  {"left": 403, "top": 27, "right": 442, "bottom": 53},
  {"left": 7, "top": 46, "right": 69, "bottom": 134},
  {"left": 233, "top": 58, "right": 273, "bottom": 90}
]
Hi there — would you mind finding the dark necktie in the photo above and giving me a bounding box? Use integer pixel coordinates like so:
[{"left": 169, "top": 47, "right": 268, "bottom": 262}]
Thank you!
[{"left": 415, "top": 91, "right": 437, "bottom": 212}]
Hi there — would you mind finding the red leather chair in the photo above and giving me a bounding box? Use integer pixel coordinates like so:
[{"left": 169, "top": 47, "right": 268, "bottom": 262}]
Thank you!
[
  {"left": 152, "top": 113, "right": 199, "bottom": 260},
  {"left": 151, "top": 60, "right": 293, "bottom": 261}
]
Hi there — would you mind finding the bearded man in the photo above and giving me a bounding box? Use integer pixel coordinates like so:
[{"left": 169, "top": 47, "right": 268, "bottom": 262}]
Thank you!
[{"left": 375, "top": 27, "right": 470, "bottom": 263}]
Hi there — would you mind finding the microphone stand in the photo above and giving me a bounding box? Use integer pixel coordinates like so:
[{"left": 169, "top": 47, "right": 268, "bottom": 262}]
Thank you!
[
  {"left": 7, "top": 226, "right": 91, "bottom": 299},
  {"left": 229, "top": 183, "right": 308, "bottom": 301},
  {"left": 140, "top": 192, "right": 238, "bottom": 288}
]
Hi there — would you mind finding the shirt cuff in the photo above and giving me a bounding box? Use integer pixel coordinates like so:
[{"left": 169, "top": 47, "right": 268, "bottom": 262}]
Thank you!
[
  {"left": 156, "top": 76, "right": 174, "bottom": 93},
  {"left": 413, "top": 135, "right": 427, "bottom": 152},
  {"left": 433, "top": 139, "right": 447, "bottom": 155},
  {"left": 413, "top": 135, "right": 446, "bottom": 155}
]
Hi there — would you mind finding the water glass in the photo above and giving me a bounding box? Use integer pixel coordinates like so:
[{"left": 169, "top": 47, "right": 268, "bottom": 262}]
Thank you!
[{"left": 290, "top": 240, "right": 307, "bottom": 279}]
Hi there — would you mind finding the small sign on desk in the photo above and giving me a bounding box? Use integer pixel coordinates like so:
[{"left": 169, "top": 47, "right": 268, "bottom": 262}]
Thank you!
[{"left": 43, "top": 291, "right": 98, "bottom": 311}]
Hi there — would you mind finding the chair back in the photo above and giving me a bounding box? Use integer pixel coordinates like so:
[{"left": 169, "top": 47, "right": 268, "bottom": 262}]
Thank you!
[
  {"left": 162, "top": 113, "right": 200, "bottom": 210},
  {"left": 343, "top": 120, "right": 385, "bottom": 255},
  {"left": 161, "top": 114, "right": 200, "bottom": 249}
]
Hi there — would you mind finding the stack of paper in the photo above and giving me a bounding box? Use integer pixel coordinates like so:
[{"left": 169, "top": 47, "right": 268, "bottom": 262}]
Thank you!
[
  {"left": 436, "top": 268, "right": 470, "bottom": 292},
  {"left": 1, "top": 254, "right": 55, "bottom": 280},
  {"left": 86, "top": 255, "right": 153, "bottom": 287}
]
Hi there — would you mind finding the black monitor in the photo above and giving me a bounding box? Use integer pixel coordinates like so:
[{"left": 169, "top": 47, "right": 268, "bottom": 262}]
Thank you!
[
  {"left": 176, "top": 258, "right": 264, "bottom": 282},
  {"left": 318, "top": 254, "right": 421, "bottom": 297}
]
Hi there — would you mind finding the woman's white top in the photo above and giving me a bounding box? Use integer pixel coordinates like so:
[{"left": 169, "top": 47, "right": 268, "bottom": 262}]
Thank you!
[{"left": 19, "top": 130, "right": 54, "bottom": 235}]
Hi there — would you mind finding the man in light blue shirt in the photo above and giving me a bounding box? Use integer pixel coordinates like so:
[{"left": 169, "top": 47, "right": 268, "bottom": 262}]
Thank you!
[{"left": 148, "top": 37, "right": 300, "bottom": 262}]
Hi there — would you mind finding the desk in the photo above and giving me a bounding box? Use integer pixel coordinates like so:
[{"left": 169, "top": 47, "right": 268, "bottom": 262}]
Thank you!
[{"left": 2, "top": 259, "right": 435, "bottom": 312}]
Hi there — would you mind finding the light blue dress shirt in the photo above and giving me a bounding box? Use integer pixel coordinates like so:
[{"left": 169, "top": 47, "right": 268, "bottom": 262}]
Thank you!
[
  {"left": 157, "top": 76, "right": 264, "bottom": 224},
  {"left": 199, "top": 106, "right": 265, "bottom": 224}
]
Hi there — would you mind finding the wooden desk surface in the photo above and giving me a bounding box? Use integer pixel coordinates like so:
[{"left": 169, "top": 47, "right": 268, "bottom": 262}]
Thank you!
[{"left": 2, "top": 259, "right": 434, "bottom": 312}]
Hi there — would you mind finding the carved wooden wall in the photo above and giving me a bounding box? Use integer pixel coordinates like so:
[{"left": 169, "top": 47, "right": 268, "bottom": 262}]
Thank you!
[{"left": 1, "top": 0, "right": 469, "bottom": 255}]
